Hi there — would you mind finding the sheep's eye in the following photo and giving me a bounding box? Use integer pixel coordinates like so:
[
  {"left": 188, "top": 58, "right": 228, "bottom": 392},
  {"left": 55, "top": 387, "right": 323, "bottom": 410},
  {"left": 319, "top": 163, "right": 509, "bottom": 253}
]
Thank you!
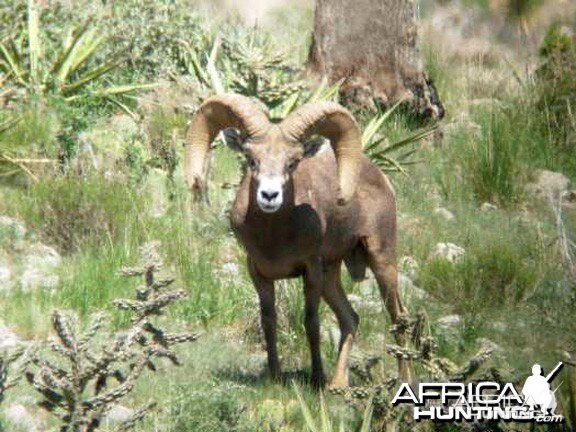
[
  {"left": 247, "top": 157, "right": 258, "bottom": 171},
  {"left": 286, "top": 159, "right": 299, "bottom": 173}
]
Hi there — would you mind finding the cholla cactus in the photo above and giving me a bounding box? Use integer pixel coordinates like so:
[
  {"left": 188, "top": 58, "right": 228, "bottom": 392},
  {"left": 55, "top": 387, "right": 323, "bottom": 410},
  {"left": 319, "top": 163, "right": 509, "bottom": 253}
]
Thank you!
[
  {"left": 114, "top": 241, "right": 199, "bottom": 367},
  {"left": 329, "top": 310, "right": 499, "bottom": 431},
  {"left": 0, "top": 345, "right": 30, "bottom": 406},
  {"left": 25, "top": 241, "right": 198, "bottom": 432}
]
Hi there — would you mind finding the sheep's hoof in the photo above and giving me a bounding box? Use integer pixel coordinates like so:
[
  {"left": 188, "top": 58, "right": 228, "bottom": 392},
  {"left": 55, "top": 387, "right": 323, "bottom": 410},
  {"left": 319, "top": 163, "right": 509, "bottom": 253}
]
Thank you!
[
  {"left": 311, "top": 372, "right": 327, "bottom": 390},
  {"left": 327, "top": 377, "right": 349, "bottom": 390}
]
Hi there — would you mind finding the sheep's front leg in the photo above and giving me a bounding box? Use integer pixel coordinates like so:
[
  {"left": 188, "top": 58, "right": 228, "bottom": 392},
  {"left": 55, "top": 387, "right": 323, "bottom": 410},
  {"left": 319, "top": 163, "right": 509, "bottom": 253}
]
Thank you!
[
  {"left": 303, "top": 259, "right": 326, "bottom": 388},
  {"left": 248, "top": 258, "right": 281, "bottom": 381}
]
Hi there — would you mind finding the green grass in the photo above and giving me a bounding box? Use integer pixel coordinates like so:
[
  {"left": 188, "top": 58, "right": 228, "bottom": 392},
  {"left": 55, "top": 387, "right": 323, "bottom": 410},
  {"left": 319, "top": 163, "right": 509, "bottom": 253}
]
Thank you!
[{"left": 0, "top": 1, "right": 575, "bottom": 430}]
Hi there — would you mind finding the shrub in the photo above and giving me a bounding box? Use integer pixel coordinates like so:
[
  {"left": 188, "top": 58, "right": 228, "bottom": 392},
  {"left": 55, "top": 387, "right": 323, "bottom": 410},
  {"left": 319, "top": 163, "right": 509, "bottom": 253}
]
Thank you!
[
  {"left": 14, "top": 175, "right": 146, "bottom": 253},
  {"left": 419, "top": 246, "right": 537, "bottom": 313},
  {"left": 537, "top": 23, "right": 576, "bottom": 152},
  {"left": 0, "top": 103, "right": 60, "bottom": 184},
  {"left": 167, "top": 382, "right": 248, "bottom": 432},
  {"left": 463, "top": 107, "right": 525, "bottom": 204},
  {"left": 145, "top": 107, "right": 187, "bottom": 186},
  {"left": 104, "top": 0, "right": 210, "bottom": 80}
]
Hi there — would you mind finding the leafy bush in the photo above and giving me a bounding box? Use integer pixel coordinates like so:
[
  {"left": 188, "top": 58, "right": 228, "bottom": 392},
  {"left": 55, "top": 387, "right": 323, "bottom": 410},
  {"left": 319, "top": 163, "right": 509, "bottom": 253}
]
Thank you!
[
  {"left": 104, "top": 0, "right": 210, "bottom": 80},
  {"left": 441, "top": 105, "right": 527, "bottom": 205},
  {"left": 537, "top": 23, "right": 576, "bottom": 152},
  {"left": 419, "top": 245, "right": 537, "bottom": 312},
  {"left": 14, "top": 175, "right": 146, "bottom": 253},
  {"left": 0, "top": 104, "right": 59, "bottom": 183},
  {"left": 167, "top": 382, "right": 249, "bottom": 432}
]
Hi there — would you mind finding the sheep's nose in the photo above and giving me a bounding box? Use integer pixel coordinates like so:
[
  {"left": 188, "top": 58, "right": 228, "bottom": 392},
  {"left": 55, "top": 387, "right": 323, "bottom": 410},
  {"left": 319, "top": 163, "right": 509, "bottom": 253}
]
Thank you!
[{"left": 260, "top": 190, "right": 279, "bottom": 202}]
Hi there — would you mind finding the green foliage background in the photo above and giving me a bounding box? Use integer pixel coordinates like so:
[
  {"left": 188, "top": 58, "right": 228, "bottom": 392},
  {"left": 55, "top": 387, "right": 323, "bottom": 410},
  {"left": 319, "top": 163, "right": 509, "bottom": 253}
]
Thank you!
[{"left": 0, "top": 0, "right": 575, "bottom": 431}]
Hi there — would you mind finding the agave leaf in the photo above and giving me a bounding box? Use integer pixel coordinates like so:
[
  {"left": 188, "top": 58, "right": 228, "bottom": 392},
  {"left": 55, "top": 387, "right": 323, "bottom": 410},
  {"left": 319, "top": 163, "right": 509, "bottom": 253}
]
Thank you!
[
  {"left": 364, "top": 136, "right": 388, "bottom": 153},
  {"left": 359, "top": 395, "right": 374, "bottom": 432},
  {"left": 0, "top": 43, "right": 26, "bottom": 85},
  {"left": 52, "top": 24, "right": 96, "bottom": 87},
  {"left": 104, "top": 96, "right": 139, "bottom": 120},
  {"left": 67, "top": 31, "right": 104, "bottom": 74},
  {"left": 61, "top": 27, "right": 74, "bottom": 54},
  {"left": 320, "top": 79, "right": 343, "bottom": 102},
  {"left": 277, "top": 91, "right": 301, "bottom": 118},
  {"left": 308, "top": 77, "right": 343, "bottom": 103},
  {"left": 27, "top": 0, "right": 40, "bottom": 86},
  {"left": 206, "top": 36, "right": 224, "bottom": 94},
  {"left": 293, "top": 381, "right": 319, "bottom": 432},
  {"left": 0, "top": 152, "right": 39, "bottom": 182},
  {"left": 362, "top": 99, "right": 404, "bottom": 146},
  {"left": 180, "top": 41, "right": 210, "bottom": 87},
  {"left": 371, "top": 153, "right": 407, "bottom": 174},
  {"left": 383, "top": 126, "right": 436, "bottom": 153},
  {"left": 0, "top": 116, "right": 21, "bottom": 134},
  {"left": 62, "top": 58, "right": 122, "bottom": 94},
  {"left": 307, "top": 76, "right": 329, "bottom": 102},
  {"left": 208, "top": 34, "right": 219, "bottom": 67},
  {"left": 395, "top": 148, "right": 419, "bottom": 161},
  {"left": 96, "top": 83, "right": 157, "bottom": 96}
]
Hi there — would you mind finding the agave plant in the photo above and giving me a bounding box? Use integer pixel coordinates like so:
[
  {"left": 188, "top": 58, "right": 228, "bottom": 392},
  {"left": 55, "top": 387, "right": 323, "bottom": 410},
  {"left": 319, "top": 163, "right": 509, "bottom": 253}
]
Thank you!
[
  {"left": 362, "top": 100, "right": 437, "bottom": 174},
  {"left": 0, "top": 0, "right": 153, "bottom": 105},
  {"left": 180, "top": 27, "right": 304, "bottom": 110}
]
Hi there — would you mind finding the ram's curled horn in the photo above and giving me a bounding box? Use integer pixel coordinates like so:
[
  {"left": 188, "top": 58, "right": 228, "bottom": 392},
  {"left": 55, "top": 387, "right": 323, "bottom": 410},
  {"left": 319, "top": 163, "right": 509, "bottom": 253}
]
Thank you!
[
  {"left": 184, "top": 93, "right": 270, "bottom": 200},
  {"left": 280, "top": 102, "right": 362, "bottom": 204}
]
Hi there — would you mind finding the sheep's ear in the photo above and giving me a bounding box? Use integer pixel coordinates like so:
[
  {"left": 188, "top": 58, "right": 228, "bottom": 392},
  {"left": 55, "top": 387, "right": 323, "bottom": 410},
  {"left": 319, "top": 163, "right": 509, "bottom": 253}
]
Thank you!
[
  {"left": 302, "top": 135, "right": 327, "bottom": 158},
  {"left": 222, "top": 128, "right": 247, "bottom": 153}
]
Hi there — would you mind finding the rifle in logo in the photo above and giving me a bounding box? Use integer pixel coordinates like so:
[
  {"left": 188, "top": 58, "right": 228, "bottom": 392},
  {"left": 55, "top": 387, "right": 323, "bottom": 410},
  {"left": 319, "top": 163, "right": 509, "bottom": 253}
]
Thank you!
[{"left": 546, "top": 362, "right": 563, "bottom": 383}]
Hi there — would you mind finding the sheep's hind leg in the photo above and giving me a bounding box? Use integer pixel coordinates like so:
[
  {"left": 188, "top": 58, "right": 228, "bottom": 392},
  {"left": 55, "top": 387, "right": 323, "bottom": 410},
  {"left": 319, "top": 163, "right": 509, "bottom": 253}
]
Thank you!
[
  {"left": 303, "top": 259, "right": 326, "bottom": 388},
  {"left": 248, "top": 258, "right": 281, "bottom": 381},
  {"left": 322, "top": 261, "right": 359, "bottom": 388},
  {"left": 365, "top": 239, "right": 412, "bottom": 382}
]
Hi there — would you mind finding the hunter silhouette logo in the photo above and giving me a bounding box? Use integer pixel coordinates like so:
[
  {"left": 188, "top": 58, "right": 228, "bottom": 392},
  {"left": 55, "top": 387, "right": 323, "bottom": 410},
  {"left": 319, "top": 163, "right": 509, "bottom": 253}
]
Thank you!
[
  {"left": 391, "top": 362, "right": 564, "bottom": 424},
  {"left": 521, "top": 363, "right": 562, "bottom": 415}
]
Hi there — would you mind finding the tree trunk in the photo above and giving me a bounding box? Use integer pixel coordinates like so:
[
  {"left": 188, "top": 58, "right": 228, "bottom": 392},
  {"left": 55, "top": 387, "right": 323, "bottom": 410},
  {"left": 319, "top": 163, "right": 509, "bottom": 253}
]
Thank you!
[{"left": 308, "top": 0, "right": 444, "bottom": 119}]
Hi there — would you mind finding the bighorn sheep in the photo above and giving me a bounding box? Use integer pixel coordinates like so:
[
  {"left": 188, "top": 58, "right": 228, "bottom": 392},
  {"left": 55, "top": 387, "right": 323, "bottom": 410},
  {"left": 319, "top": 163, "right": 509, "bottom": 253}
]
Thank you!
[{"left": 185, "top": 93, "right": 408, "bottom": 388}]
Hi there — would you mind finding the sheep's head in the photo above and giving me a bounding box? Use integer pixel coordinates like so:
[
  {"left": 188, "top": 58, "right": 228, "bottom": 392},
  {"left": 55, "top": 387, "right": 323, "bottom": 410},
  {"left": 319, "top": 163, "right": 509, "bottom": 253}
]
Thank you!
[{"left": 184, "top": 93, "right": 362, "bottom": 212}]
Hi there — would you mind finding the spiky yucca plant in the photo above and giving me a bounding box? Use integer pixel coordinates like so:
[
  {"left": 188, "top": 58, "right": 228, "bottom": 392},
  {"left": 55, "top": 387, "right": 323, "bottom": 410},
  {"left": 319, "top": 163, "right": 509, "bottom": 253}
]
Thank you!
[
  {"left": 0, "top": 0, "right": 153, "bottom": 104},
  {"left": 362, "top": 101, "right": 437, "bottom": 174},
  {"left": 181, "top": 28, "right": 303, "bottom": 109},
  {"left": 25, "top": 241, "right": 199, "bottom": 432}
]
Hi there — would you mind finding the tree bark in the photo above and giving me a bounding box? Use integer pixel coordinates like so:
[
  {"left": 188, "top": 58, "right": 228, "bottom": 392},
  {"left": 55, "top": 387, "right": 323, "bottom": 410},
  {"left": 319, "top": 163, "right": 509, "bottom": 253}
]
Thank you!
[{"left": 308, "top": 0, "right": 444, "bottom": 119}]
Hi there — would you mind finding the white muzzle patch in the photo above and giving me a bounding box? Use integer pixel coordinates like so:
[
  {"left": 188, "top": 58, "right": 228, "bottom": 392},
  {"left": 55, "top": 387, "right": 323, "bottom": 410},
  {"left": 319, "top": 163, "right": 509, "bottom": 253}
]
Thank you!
[{"left": 257, "top": 176, "right": 283, "bottom": 213}]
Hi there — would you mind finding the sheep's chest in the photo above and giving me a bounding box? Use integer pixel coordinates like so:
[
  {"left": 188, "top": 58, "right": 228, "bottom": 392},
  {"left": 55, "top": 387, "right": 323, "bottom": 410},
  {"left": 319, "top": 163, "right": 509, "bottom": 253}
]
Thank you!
[{"left": 230, "top": 203, "right": 325, "bottom": 279}]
